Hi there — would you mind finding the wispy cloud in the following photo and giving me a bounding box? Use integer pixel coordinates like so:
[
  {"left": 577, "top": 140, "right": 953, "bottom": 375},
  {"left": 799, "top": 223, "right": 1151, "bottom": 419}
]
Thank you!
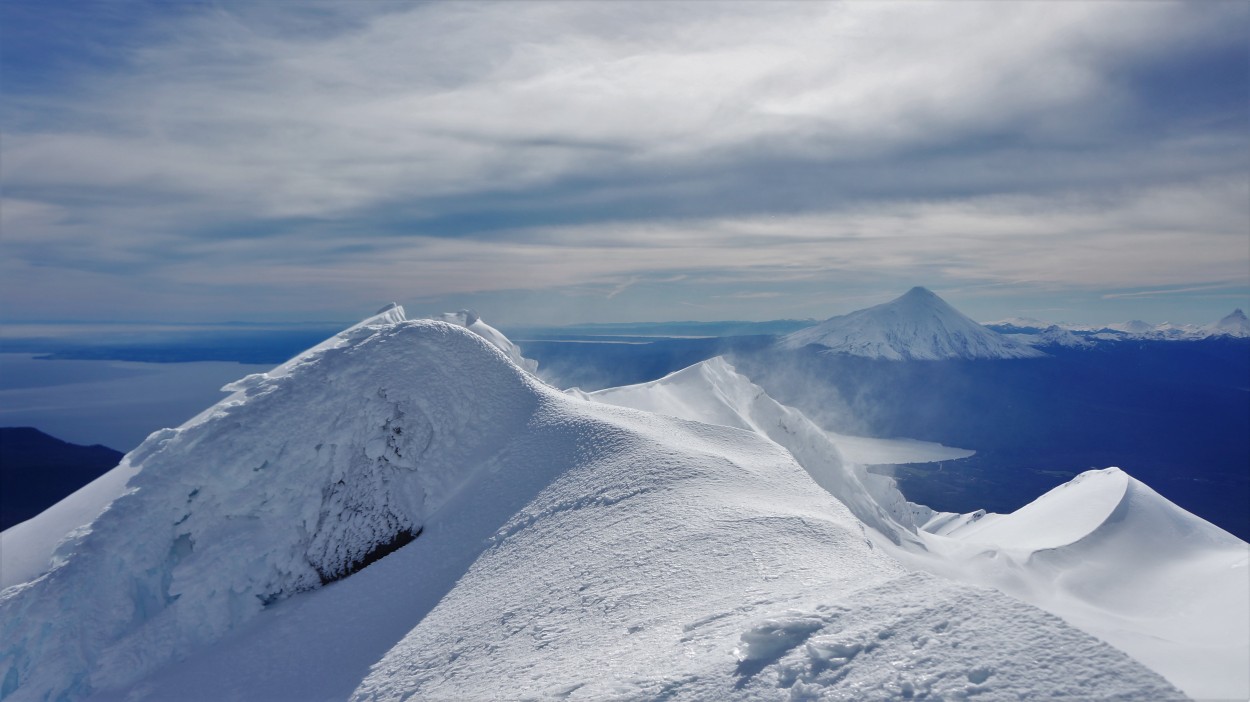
[
  {"left": 0, "top": 1, "right": 1246, "bottom": 323},
  {"left": 1102, "top": 282, "right": 1249, "bottom": 299}
]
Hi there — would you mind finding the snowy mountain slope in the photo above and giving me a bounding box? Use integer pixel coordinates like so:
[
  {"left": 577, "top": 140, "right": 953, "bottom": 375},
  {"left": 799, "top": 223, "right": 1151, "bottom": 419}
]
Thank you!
[
  {"left": 981, "top": 316, "right": 1050, "bottom": 331},
  {"left": 1104, "top": 319, "right": 1158, "bottom": 335},
  {"left": 1003, "top": 325, "right": 1094, "bottom": 350},
  {"left": 1, "top": 316, "right": 1183, "bottom": 702},
  {"left": 570, "top": 356, "right": 1249, "bottom": 700},
  {"left": 907, "top": 468, "right": 1250, "bottom": 700},
  {"left": 989, "top": 311, "right": 1250, "bottom": 342},
  {"left": 1093, "top": 310, "right": 1249, "bottom": 340},
  {"left": 428, "top": 308, "right": 539, "bottom": 373},
  {"left": 1, "top": 318, "right": 547, "bottom": 700},
  {"left": 0, "top": 304, "right": 537, "bottom": 595},
  {"left": 573, "top": 357, "right": 973, "bottom": 545},
  {"left": 781, "top": 287, "right": 1045, "bottom": 360},
  {"left": 0, "top": 303, "right": 409, "bottom": 592},
  {"left": 1208, "top": 308, "right": 1250, "bottom": 337}
]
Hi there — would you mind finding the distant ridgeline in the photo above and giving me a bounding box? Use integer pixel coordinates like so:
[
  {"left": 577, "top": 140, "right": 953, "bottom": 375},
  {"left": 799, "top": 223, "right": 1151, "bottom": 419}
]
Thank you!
[
  {"left": 0, "top": 428, "right": 122, "bottom": 530},
  {"left": 2, "top": 325, "right": 348, "bottom": 364}
]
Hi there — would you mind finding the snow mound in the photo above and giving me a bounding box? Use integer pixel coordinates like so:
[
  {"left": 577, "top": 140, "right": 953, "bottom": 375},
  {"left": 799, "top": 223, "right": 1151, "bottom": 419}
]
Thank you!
[
  {"left": 781, "top": 287, "right": 1045, "bottom": 360},
  {"left": 912, "top": 468, "right": 1250, "bottom": 700},
  {"left": 427, "top": 308, "right": 538, "bottom": 373}
]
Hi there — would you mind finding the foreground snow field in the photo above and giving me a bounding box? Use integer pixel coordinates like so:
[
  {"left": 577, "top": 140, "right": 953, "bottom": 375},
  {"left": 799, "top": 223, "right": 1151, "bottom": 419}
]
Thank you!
[
  {"left": 583, "top": 359, "right": 1250, "bottom": 700},
  {"left": 0, "top": 307, "right": 1236, "bottom": 700}
]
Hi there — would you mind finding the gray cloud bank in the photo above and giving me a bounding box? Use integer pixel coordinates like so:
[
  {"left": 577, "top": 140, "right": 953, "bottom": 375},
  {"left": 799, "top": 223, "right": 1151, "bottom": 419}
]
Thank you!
[{"left": 2, "top": 1, "right": 1247, "bottom": 322}]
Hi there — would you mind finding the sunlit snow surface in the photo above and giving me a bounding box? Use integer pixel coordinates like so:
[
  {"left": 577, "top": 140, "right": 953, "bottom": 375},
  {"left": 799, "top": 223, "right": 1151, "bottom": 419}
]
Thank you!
[
  {"left": 0, "top": 309, "right": 1212, "bottom": 701},
  {"left": 580, "top": 357, "right": 1250, "bottom": 700},
  {"left": 912, "top": 469, "right": 1250, "bottom": 701}
]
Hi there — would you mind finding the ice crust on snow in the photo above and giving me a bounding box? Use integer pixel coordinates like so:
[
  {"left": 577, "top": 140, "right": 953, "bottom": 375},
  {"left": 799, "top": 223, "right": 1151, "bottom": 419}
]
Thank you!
[
  {"left": 0, "top": 311, "right": 1204, "bottom": 701},
  {"left": 781, "top": 287, "right": 1045, "bottom": 360}
]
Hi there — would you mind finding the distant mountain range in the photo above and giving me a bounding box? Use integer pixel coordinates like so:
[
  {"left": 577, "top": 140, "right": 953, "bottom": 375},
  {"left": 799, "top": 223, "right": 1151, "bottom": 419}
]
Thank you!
[{"left": 986, "top": 308, "right": 1250, "bottom": 341}]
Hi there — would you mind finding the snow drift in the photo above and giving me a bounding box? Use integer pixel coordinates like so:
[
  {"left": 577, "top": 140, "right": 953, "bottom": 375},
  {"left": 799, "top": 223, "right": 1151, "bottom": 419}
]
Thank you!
[
  {"left": 781, "top": 287, "right": 1044, "bottom": 360},
  {"left": 912, "top": 468, "right": 1250, "bottom": 700}
]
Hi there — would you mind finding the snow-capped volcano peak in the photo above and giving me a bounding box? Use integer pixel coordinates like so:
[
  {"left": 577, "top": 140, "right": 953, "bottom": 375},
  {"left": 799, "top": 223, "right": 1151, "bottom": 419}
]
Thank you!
[
  {"left": 1209, "top": 308, "right": 1250, "bottom": 338},
  {"left": 780, "top": 287, "right": 1044, "bottom": 360}
]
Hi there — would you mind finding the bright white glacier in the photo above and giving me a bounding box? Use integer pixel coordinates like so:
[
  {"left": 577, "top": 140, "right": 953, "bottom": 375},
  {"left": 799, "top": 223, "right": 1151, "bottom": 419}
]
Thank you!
[
  {"left": 0, "top": 313, "right": 1182, "bottom": 702},
  {"left": 781, "top": 287, "right": 1045, "bottom": 360}
]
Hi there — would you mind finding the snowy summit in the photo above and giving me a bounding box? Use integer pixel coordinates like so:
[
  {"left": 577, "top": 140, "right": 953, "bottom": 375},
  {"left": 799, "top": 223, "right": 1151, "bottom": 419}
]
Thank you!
[
  {"left": 781, "top": 287, "right": 1045, "bottom": 360},
  {"left": 0, "top": 306, "right": 1201, "bottom": 702},
  {"left": 1209, "top": 308, "right": 1250, "bottom": 338}
]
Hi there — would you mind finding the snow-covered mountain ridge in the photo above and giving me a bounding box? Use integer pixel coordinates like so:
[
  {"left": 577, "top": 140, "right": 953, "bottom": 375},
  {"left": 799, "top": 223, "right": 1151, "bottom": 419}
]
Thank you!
[
  {"left": 987, "top": 308, "right": 1250, "bottom": 343},
  {"left": 782, "top": 287, "right": 1045, "bottom": 360},
  {"left": 574, "top": 357, "right": 972, "bottom": 546},
  {"left": 2, "top": 314, "right": 548, "bottom": 699},
  {"left": 0, "top": 308, "right": 1224, "bottom": 701},
  {"left": 575, "top": 357, "right": 1250, "bottom": 700}
]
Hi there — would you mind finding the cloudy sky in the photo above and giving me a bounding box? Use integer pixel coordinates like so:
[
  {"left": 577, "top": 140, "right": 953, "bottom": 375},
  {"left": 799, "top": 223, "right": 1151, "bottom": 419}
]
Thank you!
[{"left": 2, "top": 0, "right": 1247, "bottom": 326}]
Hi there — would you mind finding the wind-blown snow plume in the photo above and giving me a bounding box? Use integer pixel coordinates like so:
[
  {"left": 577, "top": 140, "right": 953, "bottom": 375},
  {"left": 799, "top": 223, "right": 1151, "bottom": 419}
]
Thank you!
[{"left": 574, "top": 357, "right": 967, "bottom": 546}]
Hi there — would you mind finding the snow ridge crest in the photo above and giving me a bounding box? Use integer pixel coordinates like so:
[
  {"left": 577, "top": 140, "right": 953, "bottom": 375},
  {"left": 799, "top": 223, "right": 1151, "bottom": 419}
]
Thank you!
[{"left": 0, "top": 319, "right": 544, "bottom": 700}]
